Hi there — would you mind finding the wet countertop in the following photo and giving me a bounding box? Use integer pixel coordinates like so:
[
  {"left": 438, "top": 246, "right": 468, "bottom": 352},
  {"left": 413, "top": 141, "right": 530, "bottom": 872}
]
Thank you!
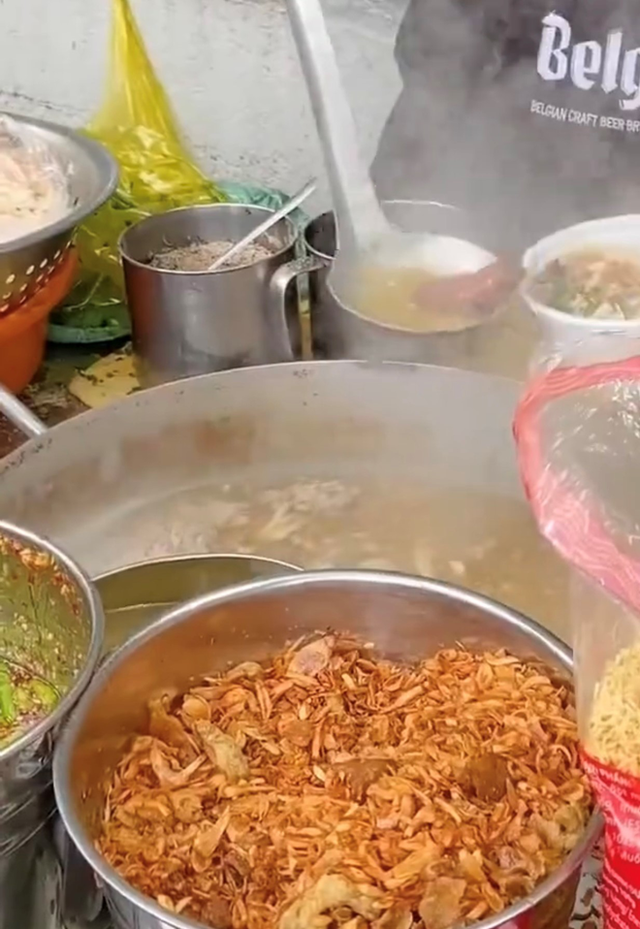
[
  {"left": 0, "top": 304, "right": 537, "bottom": 461},
  {"left": 0, "top": 343, "right": 121, "bottom": 459}
]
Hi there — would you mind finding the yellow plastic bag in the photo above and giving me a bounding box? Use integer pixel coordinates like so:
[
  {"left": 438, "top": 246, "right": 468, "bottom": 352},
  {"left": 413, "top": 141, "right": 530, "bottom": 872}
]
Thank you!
[{"left": 55, "top": 0, "right": 226, "bottom": 340}]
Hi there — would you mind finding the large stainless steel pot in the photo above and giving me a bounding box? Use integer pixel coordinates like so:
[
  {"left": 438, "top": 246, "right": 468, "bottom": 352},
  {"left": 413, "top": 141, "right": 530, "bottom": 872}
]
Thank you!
[
  {"left": 0, "top": 361, "right": 573, "bottom": 632},
  {"left": 0, "top": 361, "right": 524, "bottom": 578},
  {"left": 53, "top": 570, "right": 601, "bottom": 929},
  {"left": 0, "top": 520, "right": 103, "bottom": 929}
]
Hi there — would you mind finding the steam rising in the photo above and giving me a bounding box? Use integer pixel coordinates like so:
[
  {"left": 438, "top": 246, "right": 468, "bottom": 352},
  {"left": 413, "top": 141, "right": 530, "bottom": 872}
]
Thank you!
[{"left": 371, "top": 0, "right": 640, "bottom": 253}]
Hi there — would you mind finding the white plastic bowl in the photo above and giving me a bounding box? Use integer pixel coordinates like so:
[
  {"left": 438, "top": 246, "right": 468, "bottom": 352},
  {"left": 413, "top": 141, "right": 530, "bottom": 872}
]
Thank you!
[{"left": 522, "top": 215, "right": 640, "bottom": 344}]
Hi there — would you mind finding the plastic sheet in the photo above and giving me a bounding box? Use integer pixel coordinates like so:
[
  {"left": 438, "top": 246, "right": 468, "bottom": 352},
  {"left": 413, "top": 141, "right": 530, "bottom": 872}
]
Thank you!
[
  {"left": 56, "top": 0, "right": 226, "bottom": 341},
  {"left": 0, "top": 115, "right": 70, "bottom": 246},
  {"left": 515, "top": 344, "right": 640, "bottom": 929}
]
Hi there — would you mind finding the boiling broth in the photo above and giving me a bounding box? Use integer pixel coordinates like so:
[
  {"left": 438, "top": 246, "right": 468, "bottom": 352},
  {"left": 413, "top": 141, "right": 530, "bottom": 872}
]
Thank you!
[{"left": 88, "top": 479, "right": 569, "bottom": 641}]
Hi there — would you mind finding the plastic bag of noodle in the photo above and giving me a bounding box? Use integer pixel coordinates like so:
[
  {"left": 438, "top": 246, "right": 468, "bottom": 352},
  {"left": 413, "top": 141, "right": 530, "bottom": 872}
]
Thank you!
[
  {"left": 54, "top": 0, "right": 226, "bottom": 341},
  {"left": 515, "top": 342, "right": 640, "bottom": 929}
]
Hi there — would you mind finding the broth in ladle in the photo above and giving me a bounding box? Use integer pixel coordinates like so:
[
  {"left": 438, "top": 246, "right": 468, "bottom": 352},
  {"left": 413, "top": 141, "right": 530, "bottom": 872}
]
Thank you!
[
  {"left": 351, "top": 264, "right": 483, "bottom": 332},
  {"left": 347, "top": 251, "right": 520, "bottom": 333}
]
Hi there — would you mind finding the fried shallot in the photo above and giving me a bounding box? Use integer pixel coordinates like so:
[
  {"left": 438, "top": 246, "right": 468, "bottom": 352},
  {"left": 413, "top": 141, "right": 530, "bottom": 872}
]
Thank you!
[{"left": 99, "top": 635, "right": 591, "bottom": 929}]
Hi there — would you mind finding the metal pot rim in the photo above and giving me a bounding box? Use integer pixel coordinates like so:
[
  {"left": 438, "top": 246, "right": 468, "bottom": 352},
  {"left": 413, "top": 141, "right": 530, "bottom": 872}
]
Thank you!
[
  {"left": 93, "top": 551, "right": 302, "bottom": 584},
  {"left": 118, "top": 203, "right": 298, "bottom": 277},
  {"left": 0, "top": 361, "right": 523, "bottom": 461},
  {"left": 53, "top": 569, "right": 602, "bottom": 929},
  {"left": 0, "top": 519, "right": 104, "bottom": 763},
  {"left": 303, "top": 199, "right": 466, "bottom": 263}
]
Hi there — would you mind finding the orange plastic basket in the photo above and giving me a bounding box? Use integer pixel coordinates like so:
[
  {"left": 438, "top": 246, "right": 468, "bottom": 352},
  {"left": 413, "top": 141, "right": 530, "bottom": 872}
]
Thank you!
[{"left": 0, "top": 249, "right": 78, "bottom": 394}]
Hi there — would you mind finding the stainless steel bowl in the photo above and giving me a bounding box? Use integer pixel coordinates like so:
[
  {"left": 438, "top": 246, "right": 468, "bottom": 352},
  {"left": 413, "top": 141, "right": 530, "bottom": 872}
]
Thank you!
[
  {"left": 95, "top": 552, "right": 301, "bottom": 655},
  {"left": 0, "top": 113, "right": 118, "bottom": 312},
  {"left": 53, "top": 570, "right": 600, "bottom": 929},
  {"left": 0, "top": 519, "right": 104, "bottom": 929},
  {"left": 55, "top": 553, "right": 301, "bottom": 929}
]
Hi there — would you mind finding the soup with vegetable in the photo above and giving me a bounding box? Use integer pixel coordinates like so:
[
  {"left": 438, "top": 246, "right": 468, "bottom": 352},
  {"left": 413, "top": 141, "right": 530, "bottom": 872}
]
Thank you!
[{"left": 532, "top": 249, "right": 640, "bottom": 320}]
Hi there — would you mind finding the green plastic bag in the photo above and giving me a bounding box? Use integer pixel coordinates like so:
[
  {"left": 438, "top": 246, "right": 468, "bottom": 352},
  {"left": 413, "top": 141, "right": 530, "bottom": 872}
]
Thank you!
[{"left": 51, "top": 0, "right": 226, "bottom": 342}]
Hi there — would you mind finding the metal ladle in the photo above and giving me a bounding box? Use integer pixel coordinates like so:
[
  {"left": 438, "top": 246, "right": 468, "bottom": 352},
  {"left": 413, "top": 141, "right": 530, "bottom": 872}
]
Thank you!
[{"left": 285, "top": 0, "right": 502, "bottom": 312}]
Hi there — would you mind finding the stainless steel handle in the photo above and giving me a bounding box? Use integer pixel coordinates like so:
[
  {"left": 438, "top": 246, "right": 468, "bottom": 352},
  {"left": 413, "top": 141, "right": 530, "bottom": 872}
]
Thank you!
[
  {"left": 0, "top": 384, "right": 48, "bottom": 438},
  {"left": 268, "top": 255, "right": 326, "bottom": 360}
]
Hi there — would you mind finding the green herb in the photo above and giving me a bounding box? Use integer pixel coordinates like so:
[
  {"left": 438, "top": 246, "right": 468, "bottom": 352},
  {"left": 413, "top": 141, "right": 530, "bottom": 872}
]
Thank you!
[
  {"left": 0, "top": 660, "right": 15, "bottom": 724},
  {"left": 0, "top": 658, "right": 60, "bottom": 748}
]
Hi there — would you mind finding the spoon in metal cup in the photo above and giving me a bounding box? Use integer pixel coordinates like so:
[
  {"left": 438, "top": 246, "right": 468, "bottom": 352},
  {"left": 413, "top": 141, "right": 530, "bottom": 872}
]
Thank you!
[{"left": 207, "top": 179, "right": 317, "bottom": 272}]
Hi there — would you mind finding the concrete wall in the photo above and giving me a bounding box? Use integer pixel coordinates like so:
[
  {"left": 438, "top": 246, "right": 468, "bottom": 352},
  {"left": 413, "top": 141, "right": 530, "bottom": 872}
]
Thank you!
[{"left": 0, "top": 0, "right": 404, "bottom": 213}]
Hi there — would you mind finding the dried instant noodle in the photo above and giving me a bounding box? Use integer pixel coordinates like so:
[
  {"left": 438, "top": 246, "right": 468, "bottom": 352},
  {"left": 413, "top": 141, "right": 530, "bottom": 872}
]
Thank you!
[
  {"left": 515, "top": 352, "right": 640, "bottom": 929},
  {"left": 99, "top": 634, "right": 591, "bottom": 929}
]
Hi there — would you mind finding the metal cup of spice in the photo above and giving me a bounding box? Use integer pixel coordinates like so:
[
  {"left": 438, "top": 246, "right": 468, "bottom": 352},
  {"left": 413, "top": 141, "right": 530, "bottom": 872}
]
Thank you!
[
  {"left": 120, "top": 204, "right": 303, "bottom": 387},
  {"left": 150, "top": 237, "right": 278, "bottom": 273}
]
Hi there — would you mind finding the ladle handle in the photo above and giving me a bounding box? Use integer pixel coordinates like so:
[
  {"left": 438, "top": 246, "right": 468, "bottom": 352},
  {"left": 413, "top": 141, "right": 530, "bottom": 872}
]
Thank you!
[
  {"left": 285, "top": 0, "right": 387, "bottom": 253},
  {"left": 0, "top": 384, "right": 48, "bottom": 438}
]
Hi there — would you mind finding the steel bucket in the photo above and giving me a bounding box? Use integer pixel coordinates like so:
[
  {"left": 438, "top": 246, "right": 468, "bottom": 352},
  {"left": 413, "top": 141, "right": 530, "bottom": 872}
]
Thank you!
[
  {"left": 53, "top": 570, "right": 600, "bottom": 929},
  {"left": 0, "top": 520, "right": 103, "bottom": 929},
  {"left": 0, "top": 816, "right": 64, "bottom": 929},
  {"left": 120, "top": 204, "right": 302, "bottom": 386}
]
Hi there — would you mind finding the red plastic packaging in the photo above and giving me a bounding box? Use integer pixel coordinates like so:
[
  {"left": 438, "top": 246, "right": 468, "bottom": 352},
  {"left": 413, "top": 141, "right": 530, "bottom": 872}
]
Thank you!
[{"left": 515, "top": 351, "right": 640, "bottom": 929}]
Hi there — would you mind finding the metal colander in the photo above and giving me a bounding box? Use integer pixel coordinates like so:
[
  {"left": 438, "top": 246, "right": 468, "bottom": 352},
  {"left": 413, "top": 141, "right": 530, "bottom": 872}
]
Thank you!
[{"left": 0, "top": 113, "right": 118, "bottom": 315}]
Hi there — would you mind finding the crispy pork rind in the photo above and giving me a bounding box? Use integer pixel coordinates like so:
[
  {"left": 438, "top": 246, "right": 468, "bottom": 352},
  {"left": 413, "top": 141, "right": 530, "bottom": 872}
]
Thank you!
[{"left": 99, "top": 635, "right": 591, "bottom": 929}]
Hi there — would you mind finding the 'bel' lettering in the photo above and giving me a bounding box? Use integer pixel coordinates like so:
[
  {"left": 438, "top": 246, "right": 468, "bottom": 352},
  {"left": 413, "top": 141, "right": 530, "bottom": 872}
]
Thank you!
[{"left": 537, "top": 12, "right": 640, "bottom": 111}]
